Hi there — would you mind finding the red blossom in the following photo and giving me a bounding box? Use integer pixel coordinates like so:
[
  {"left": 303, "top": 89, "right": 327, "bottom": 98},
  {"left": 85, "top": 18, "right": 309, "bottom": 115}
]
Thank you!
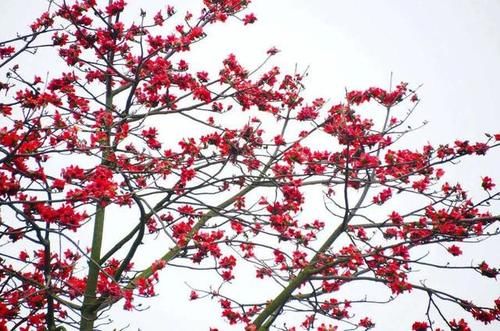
[
  {"left": 412, "top": 321, "right": 429, "bottom": 331},
  {"left": 106, "top": 0, "right": 126, "bottom": 15},
  {"left": 447, "top": 245, "right": 463, "bottom": 256},
  {"left": 189, "top": 291, "right": 199, "bottom": 300},
  {"left": 359, "top": 317, "right": 374, "bottom": 328},
  {"left": 243, "top": 13, "right": 257, "bottom": 25},
  {"left": 0, "top": 46, "right": 15, "bottom": 59},
  {"left": 478, "top": 262, "right": 498, "bottom": 279},
  {"left": 449, "top": 319, "right": 471, "bottom": 331},
  {"left": 481, "top": 176, "right": 495, "bottom": 190}
]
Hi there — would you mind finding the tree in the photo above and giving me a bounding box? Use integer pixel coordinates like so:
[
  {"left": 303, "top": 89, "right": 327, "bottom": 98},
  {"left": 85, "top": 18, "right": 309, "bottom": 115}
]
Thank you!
[{"left": 0, "top": 0, "right": 498, "bottom": 330}]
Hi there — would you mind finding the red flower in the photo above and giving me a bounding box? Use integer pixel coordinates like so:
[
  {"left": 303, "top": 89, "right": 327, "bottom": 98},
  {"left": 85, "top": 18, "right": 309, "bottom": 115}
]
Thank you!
[
  {"left": 412, "top": 321, "right": 428, "bottom": 331},
  {"left": 481, "top": 176, "right": 495, "bottom": 190},
  {"left": 219, "top": 255, "right": 237, "bottom": 269},
  {"left": 0, "top": 104, "right": 12, "bottom": 115},
  {"left": 389, "top": 211, "right": 404, "bottom": 225},
  {"left": 154, "top": 11, "right": 164, "bottom": 26},
  {"left": 221, "top": 270, "right": 234, "bottom": 281},
  {"left": 267, "top": 46, "right": 280, "bottom": 55},
  {"left": 373, "top": 188, "right": 392, "bottom": 205},
  {"left": 447, "top": 245, "right": 463, "bottom": 256},
  {"left": 106, "top": 0, "right": 126, "bottom": 15},
  {"left": 0, "top": 46, "right": 15, "bottom": 59},
  {"left": 243, "top": 13, "right": 257, "bottom": 25},
  {"left": 193, "top": 86, "right": 212, "bottom": 103},
  {"left": 449, "top": 319, "right": 471, "bottom": 331},
  {"left": 18, "top": 251, "right": 29, "bottom": 261},
  {"left": 478, "top": 261, "right": 498, "bottom": 278},
  {"left": 359, "top": 317, "right": 374, "bottom": 328},
  {"left": 189, "top": 290, "right": 199, "bottom": 300}
]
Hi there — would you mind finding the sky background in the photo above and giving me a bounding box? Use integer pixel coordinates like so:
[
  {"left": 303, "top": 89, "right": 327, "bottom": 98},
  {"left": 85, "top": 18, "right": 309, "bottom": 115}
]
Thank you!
[{"left": 1, "top": 0, "right": 499, "bottom": 330}]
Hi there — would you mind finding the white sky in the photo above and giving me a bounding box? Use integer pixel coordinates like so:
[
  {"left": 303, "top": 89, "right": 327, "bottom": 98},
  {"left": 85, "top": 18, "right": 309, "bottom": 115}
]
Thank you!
[{"left": 0, "top": 0, "right": 499, "bottom": 330}]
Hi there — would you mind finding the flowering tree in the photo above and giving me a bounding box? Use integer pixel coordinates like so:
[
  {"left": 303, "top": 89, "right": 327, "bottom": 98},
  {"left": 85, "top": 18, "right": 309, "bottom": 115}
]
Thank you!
[{"left": 0, "top": 0, "right": 499, "bottom": 330}]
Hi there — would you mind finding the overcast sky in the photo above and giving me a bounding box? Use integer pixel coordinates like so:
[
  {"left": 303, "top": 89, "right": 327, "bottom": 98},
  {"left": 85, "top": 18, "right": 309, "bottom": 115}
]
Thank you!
[{"left": 1, "top": 0, "right": 499, "bottom": 330}]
